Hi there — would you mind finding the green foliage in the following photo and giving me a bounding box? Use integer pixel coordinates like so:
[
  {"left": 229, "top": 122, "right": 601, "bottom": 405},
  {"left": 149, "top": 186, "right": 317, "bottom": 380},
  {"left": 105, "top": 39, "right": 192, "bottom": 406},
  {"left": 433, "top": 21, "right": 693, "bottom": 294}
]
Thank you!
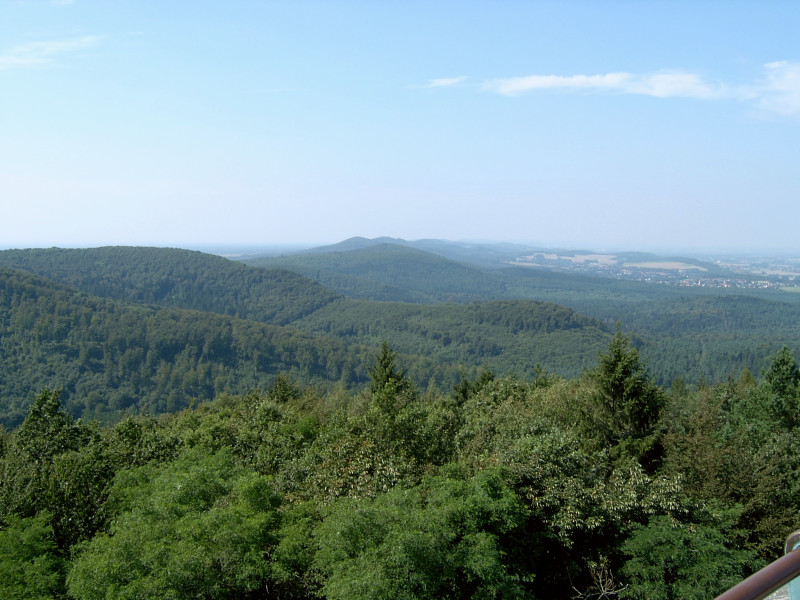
[
  {"left": 301, "top": 413, "right": 408, "bottom": 502},
  {"left": 5, "top": 242, "right": 800, "bottom": 598},
  {"left": 369, "top": 341, "right": 407, "bottom": 395},
  {"left": 590, "top": 329, "right": 665, "bottom": 464},
  {"left": 8, "top": 245, "right": 800, "bottom": 394},
  {"left": 0, "top": 246, "right": 341, "bottom": 325},
  {"left": 620, "top": 509, "right": 755, "bottom": 599},
  {"left": 295, "top": 298, "right": 611, "bottom": 381},
  {"left": 764, "top": 346, "right": 800, "bottom": 397},
  {"left": 763, "top": 346, "right": 800, "bottom": 426},
  {"left": 0, "top": 267, "right": 376, "bottom": 425},
  {"left": 105, "top": 415, "right": 182, "bottom": 468},
  {"left": 67, "top": 448, "right": 281, "bottom": 600},
  {"left": 662, "top": 378, "right": 800, "bottom": 561},
  {"left": 367, "top": 341, "right": 418, "bottom": 417},
  {"left": 314, "top": 470, "right": 528, "bottom": 600},
  {"left": 270, "top": 500, "right": 324, "bottom": 597},
  {"left": 0, "top": 389, "right": 109, "bottom": 549},
  {"left": 0, "top": 513, "right": 66, "bottom": 600},
  {"left": 44, "top": 442, "right": 115, "bottom": 550},
  {"left": 0, "top": 358, "right": 795, "bottom": 599},
  {"left": 232, "top": 392, "right": 321, "bottom": 496},
  {"left": 13, "top": 389, "right": 92, "bottom": 463}
]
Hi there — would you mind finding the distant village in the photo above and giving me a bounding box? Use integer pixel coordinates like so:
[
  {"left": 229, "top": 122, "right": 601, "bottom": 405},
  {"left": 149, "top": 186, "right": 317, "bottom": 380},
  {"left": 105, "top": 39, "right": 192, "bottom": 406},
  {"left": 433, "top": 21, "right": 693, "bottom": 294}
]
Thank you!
[
  {"left": 615, "top": 269, "right": 785, "bottom": 289},
  {"left": 510, "top": 252, "right": 800, "bottom": 290}
]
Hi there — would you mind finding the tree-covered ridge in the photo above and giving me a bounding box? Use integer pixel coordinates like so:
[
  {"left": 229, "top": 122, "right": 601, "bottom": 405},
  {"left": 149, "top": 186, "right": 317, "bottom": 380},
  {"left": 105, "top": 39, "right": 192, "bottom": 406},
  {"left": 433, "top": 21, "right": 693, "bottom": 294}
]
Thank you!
[
  {"left": 244, "top": 243, "right": 506, "bottom": 303},
  {"left": 1, "top": 267, "right": 612, "bottom": 426},
  {"left": 249, "top": 242, "right": 800, "bottom": 383},
  {"left": 4, "top": 340, "right": 800, "bottom": 599},
  {"left": 620, "top": 295, "right": 800, "bottom": 335},
  {"left": 292, "top": 298, "right": 610, "bottom": 379},
  {"left": 0, "top": 246, "right": 341, "bottom": 325},
  {"left": 0, "top": 267, "right": 380, "bottom": 427},
  {"left": 5, "top": 244, "right": 800, "bottom": 386},
  {"left": 0, "top": 257, "right": 625, "bottom": 426}
]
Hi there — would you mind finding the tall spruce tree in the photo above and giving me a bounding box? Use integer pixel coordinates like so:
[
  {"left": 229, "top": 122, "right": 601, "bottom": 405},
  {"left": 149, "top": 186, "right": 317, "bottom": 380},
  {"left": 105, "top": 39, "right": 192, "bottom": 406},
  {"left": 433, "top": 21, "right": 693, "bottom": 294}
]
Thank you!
[
  {"left": 592, "top": 329, "right": 664, "bottom": 464},
  {"left": 763, "top": 346, "right": 800, "bottom": 427}
]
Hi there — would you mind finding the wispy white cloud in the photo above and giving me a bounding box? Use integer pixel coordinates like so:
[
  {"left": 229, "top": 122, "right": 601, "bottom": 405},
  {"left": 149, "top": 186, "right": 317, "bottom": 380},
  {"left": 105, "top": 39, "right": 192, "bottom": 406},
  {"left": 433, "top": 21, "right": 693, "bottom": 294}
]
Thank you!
[
  {"left": 481, "top": 62, "right": 800, "bottom": 118},
  {"left": 416, "top": 76, "right": 467, "bottom": 89},
  {"left": 483, "top": 70, "right": 725, "bottom": 99},
  {"left": 756, "top": 61, "right": 800, "bottom": 117},
  {"left": 0, "top": 35, "right": 102, "bottom": 71},
  {"left": 624, "top": 72, "right": 724, "bottom": 99},
  {"left": 484, "top": 72, "right": 630, "bottom": 96}
]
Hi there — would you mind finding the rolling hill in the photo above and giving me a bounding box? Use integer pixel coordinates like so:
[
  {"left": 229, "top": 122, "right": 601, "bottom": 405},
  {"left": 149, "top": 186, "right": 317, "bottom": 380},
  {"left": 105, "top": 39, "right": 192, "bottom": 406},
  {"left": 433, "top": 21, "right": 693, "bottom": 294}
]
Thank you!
[
  {"left": 0, "top": 248, "right": 617, "bottom": 424},
  {"left": 244, "top": 239, "right": 800, "bottom": 383},
  {"left": 0, "top": 246, "right": 341, "bottom": 325},
  {"left": 5, "top": 241, "right": 800, "bottom": 423},
  {"left": 0, "top": 266, "right": 382, "bottom": 426},
  {"left": 244, "top": 243, "right": 505, "bottom": 303}
]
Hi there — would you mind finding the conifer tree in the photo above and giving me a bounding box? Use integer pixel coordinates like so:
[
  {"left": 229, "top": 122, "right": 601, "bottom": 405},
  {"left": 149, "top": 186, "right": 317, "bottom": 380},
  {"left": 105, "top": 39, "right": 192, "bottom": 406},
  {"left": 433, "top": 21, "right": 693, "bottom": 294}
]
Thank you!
[
  {"left": 592, "top": 329, "right": 664, "bottom": 463},
  {"left": 763, "top": 346, "right": 800, "bottom": 427},
  {"left": 368, "top": 342, "right": 405, "bottom": 395}
]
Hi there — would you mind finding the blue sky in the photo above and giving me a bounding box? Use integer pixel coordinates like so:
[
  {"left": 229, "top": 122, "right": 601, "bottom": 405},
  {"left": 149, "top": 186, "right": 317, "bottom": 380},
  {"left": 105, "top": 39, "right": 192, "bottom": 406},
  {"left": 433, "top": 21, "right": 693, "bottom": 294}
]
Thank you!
[{"left": 2, "top": 1, "right": 799, "bottom": 252}]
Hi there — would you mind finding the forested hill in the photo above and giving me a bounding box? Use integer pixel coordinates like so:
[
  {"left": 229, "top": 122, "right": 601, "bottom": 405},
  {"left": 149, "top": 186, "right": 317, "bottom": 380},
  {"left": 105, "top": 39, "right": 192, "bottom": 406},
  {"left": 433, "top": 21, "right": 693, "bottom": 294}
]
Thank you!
[
  {"left": 0, "top": 246, "right": 340, "bottom": 325},
  {"left": 244, "top": 241, "right": 800, "bottom": 383},
  {"left": 4, "top": 336, "right": 800, "bottom": 599},
  {"left": 7, "top": 243, "right": 800, "bottom": 397},
  {"left": 244, "top": 243, "right": 505, "bottom": 303},
  {"left": 291, "top": 298, "right": 609, "bottom": 380},
  {"left": 0, "top": 267, "right": 382, "bottom": 427},
  {"left": 0, "top": 247, "right": 612, "bottom": 379},
  {"left": 0, "top": 261, "right": 616, "bottom": 426}
]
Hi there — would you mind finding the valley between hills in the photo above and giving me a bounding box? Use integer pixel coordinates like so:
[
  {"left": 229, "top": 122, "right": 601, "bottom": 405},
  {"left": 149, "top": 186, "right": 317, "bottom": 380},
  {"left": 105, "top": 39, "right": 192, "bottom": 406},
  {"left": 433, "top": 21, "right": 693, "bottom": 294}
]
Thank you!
[{"left": 2, "top": 238, "right": 800, "bottom": 424}]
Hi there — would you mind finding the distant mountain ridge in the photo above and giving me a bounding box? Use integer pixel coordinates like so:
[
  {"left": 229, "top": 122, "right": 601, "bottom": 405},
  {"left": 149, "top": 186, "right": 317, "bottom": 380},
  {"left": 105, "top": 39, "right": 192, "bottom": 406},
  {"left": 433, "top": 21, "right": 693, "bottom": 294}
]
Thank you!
[
  {"left": 0, "top": 246, "right": 341, "bottom": 325},
  {"left": 295, "top": 237, "right": 728, "bottom": 274},
  {"left": 300, "top": 236, "right": 548, "bottom": 269},
  {"left": 0, "top": 245, "right": 619, "bottom": 424},
  {"left": 4, "top": 241, "right": 800, "bottom": 424},
  {"left": 244, "top": 243, "right": 505, "bottom": 303},
  {"left": 0, "top": 266, "right": 381, "bottom": 426},
  {"left": 242, "top": 237, "right": 800, "bottom": 384}
]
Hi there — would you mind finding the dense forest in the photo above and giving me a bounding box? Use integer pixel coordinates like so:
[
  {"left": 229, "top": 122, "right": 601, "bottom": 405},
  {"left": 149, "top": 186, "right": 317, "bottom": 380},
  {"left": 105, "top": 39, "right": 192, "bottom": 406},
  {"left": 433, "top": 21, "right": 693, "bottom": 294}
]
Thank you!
[
  {"left": 0, "top": 267, "right": 382, "bottom": 427},
  {"left": 3, "top": 337, "right": 800, "bottom": 598},
  {"left": 0, "top": 260, "right": 610, "bottom": 427},
  {"left": 245, "top": 242, "right": 800, "bottom": 385},
  {"left": 4, "top": 244, "right": 800, "bottom": 410},
  {"left": 3, "top": 243, "right": 800, "bottom": 598}
]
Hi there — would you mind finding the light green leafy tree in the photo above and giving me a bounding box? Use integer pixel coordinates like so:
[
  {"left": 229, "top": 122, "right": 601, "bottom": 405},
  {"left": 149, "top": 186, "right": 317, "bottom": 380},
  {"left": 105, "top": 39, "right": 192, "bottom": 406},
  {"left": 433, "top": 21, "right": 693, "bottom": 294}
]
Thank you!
[
  {"left": 0, "top": 389, "right": 107, "bottom": 550},
  {"left": 0, "top": 512, "right": 66, "bottom": 600},
  {"left": 314, "top": 469, "right": 529, "bottom": 600},
  {"left": 620, "top": 507, "right": 755, "bottom": 600},
  {"left": 67, "top": 447, "right": 281, "bottom": 600}
]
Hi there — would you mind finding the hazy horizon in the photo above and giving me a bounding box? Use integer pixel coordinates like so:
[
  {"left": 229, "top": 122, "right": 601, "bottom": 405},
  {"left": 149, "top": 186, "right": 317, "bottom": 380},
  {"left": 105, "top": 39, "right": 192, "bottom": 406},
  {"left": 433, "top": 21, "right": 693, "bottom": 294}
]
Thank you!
[{"left": 4, "top": 236, "right": 799, "bottom": 262}]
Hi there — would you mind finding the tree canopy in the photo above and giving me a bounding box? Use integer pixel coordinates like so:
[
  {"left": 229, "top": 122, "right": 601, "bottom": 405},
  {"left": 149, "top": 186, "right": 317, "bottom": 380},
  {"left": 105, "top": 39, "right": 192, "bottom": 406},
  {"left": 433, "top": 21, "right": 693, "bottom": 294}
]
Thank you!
[{"left": 2, "top": 338, "right": 793, "bottom": 598}]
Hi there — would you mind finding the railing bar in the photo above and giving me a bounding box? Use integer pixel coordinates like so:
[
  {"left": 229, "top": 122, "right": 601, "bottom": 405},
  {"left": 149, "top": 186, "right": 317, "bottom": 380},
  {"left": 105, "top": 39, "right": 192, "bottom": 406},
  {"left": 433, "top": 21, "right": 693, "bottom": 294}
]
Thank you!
[{"left": 715, "top": 549, "right": 800, "bottom": 600}]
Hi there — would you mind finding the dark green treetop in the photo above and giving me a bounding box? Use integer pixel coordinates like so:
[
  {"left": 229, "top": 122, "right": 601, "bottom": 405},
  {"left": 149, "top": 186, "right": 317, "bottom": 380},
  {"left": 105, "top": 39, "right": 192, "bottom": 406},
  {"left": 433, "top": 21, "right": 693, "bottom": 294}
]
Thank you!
[
  {"left": 591, "top": 328, "right": 665, "bottom": 464},
  {"left": 763, "top": 346, "right": 800, "bottom": 427}
]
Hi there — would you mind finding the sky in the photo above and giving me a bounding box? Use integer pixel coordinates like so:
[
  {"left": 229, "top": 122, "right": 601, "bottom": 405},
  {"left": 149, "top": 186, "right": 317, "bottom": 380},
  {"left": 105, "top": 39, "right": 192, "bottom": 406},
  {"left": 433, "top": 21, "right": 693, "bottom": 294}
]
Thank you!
[{"left": 1, "top": 1, "right": 799, "bottom": 253}]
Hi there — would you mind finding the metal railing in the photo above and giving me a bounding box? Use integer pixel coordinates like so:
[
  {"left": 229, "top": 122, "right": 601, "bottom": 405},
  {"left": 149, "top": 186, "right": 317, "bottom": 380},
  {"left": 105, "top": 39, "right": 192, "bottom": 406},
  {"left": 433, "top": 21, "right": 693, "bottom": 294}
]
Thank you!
[{"left": 715, "top": 532, "right": 800, "bottom": 600}]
